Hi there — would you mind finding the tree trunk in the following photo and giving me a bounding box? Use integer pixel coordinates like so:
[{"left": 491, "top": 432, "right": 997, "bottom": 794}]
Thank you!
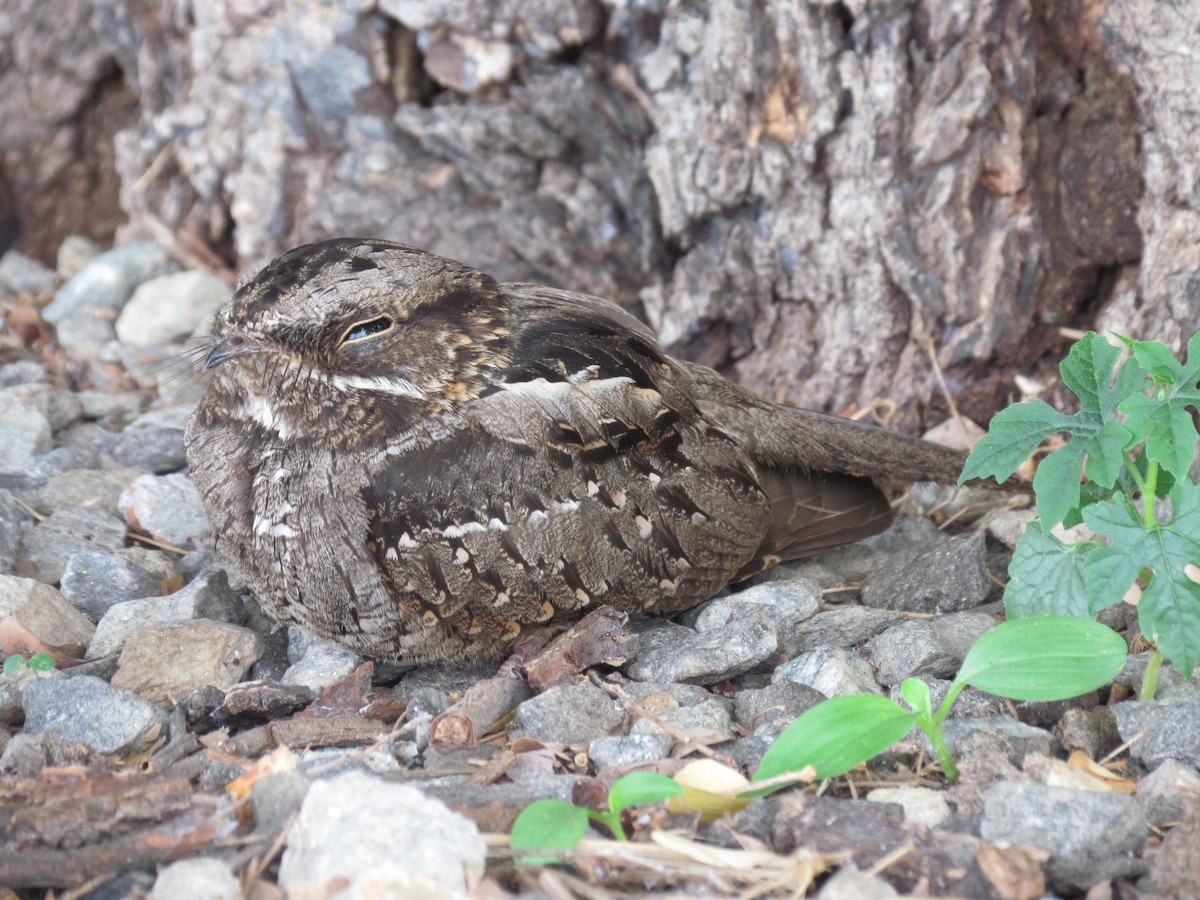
[{"left": 2, "top": 0, "right": 1196, "bottom": 424}]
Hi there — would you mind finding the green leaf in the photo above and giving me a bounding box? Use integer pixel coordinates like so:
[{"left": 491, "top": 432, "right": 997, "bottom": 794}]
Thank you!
[
  {"left": 751, "top": 694, "right": 918, "bottom": 785},
  {"left": 1061, "top": 332, "right": 1146, "bottom": 419},
  {"left": 607, "top": 772, "right": 683, "bottom": 815},
  {"left": 960, "top": 333, "right": 1143, "bottom": 525},
  {"left": 1003, "top": 525, "right": 1095, "bottom": 618},
  {"left": 959, "top": 400, "right": 1072, "bottom": 486},
  {"left": 2, "top": 655, "right": 25, "bottom": 677},
  {"left": 1085, "top": 483, "right": 1200, "bottom": 674},
  {"left": 900, "top": 678, "right": 932, "bottom": 717},
  {"left": 954, "top": 616, "right": 1127, "bottom": 701},
  {"left": 510, "top": 799, "right": 589, "bottom": 865},
  {"left": 1112, "top": 335, "right": 1200, "bottom": 483},
  {"left": 27, "top": 652, "right": 55, "bottom": 672}
]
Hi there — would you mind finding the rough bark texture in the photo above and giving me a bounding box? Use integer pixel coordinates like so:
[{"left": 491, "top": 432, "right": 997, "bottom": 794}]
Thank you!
[{"left": 2, "top": 0, "right": 1197, "bottom": 421}]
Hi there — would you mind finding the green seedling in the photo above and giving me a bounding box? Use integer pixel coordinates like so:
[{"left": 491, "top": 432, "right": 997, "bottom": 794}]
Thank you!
[
  {"left": 511, "top": 771, "right": 682, "bottom": 864},
  {"left": 508, "top": 617, "right": 1125, "bottom": 860},
  {"left": 3, "top": 652, "right": 56, "bottom": 676},
  {"left": 960, "top": 331, "right": 1200, "bottom": 697},
  {"left": 751, "top": 615, "right": 1126, "bottom": 785}
]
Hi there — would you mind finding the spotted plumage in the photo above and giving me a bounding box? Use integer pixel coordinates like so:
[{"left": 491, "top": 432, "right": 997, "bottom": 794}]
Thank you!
[{"left": 184, "top": 238, "right": 969, "bottom": 664}]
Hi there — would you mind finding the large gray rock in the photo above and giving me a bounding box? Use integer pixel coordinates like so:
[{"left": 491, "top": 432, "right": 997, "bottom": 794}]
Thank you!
[
  {"left": 981, "top": 780, "right": 1148, "bottom": 891},
  {"left": 115, "top": 270, "right": 231, "bottom": 346},
  {"left": 19, "top": 674, "right": 164, "bottom": 755},
  {"left": 279, "top": 770, "right": 486, "bottom": 896}
]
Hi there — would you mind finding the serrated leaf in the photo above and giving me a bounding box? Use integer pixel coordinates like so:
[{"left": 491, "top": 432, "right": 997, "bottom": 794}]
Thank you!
[
  {"left": 960, "top": 333, "right": 1142, "bottom": 525},
  {"left": 1084, "top": 483, "right": 1200, "bottom": 675},
  {"left": 1003, "top": 525, "right": 1095, "bottom": 618},
  {"left": 510, "top": 799, "right": 589, "bottom": 865},
  {"left": 750, "top": 694, "right": 918, "bottom": 787},
  {"left": 607, "top": 772, "right": 683, "bottom": 815},
  {"left": 1061, "top": 333, "right": 1145, "bottom": 419},
  {"left": 954, "top": 617, "right": 1127, "bottom": 701},
  {"left": 959, "top": 400, "right": 1071, "bottom": 486},
  {"left": 1119, "top": 386, "right": 1200, "bottom": 484}
]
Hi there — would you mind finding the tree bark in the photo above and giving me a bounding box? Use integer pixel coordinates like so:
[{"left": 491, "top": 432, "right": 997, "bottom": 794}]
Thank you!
[{"left": 2, "top": 0, "right": 1195, "bottom": 422}]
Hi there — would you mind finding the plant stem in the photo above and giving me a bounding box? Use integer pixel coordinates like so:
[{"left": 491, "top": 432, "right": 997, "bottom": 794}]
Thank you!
[
  {"left": 923, "top": 680, "right": 968, "bottom": 783},
  {"left": 1140, "top": 648, "right": 1164, "bottom": 701}
]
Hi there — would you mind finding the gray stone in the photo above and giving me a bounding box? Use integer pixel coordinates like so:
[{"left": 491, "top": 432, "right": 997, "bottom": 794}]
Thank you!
[
  {"left": 861, "top": 532, "right": 988, "bottom": 613},
  {"left": 0, "top": 360, "right": 47, "bottom": 388},
  {"left": 98, "top": 425, "right": 187, "bottom": 474},
  {"left": 15, "top": 504, "right": 126, "bottom": 584},
  {"left": 116, "top": 270, "right": 231, "bottom": 346},
  {"left": 75, "top": 389, "right": 146, "bottom": 421},
  {"left": 630, "top": 696, "right": 734, "bottom": 745},
  {"left": 60, "top": 548, "right": 173, "bottom": 621},
  {"left": 624, "top": 615, "right": 777, "bottom": 684},
  {"left": 13, "top": 466, "right": 144, "bottom": 516},
  {"left": 588, "top": 733, "right": 675, "bottom": 771},
  {"left": 56, "top": 234, "right": 102, "bottom": 280},
  {"left": 0, "top": 575, "right": 95, "bottom": 656},
  {"left": 53, "top": 310, "right": 116, "bottom": 356},
  {"left": 1054, "top": 706, "right": 1120, "bottom": 760},
  {"left": 622, "top": 680, "right": 724, "bottom": 711},
  {"left": 0, "top": 249, "right": 55, "bottom": 294},
  {"left": 943, "top": 716, "right": 1059, "bottom": 767},
  {"left": 774, "top": 645, "right": 881, "bottom": 697},
  {"left": 88, "top": 569, "right": 243, "bottom": 658},
  {"left": 1137, "top": 758, "right": 1200, "bottom": 827},
  {"left": 0, "top": 490, "right": 27, "bottom": 574},
  {"left": 20, "top": 674, "right": 164, "bottom": 755},
  {"left": 864, "top": 611, "right": 996, "bottom": 686},
  {"left": 0, "top": 445, "right": 98, "bottom": 493},
  {"left": 866, "top": 786, "right": 951, "bottom": 829},
  {"left": 510, "top": 682, "right": 624, "bottom": 744},
  {"left": 1115, "top": 652, "right": 1200, "bottom": 701},
  {"left": 0, "top": 402, "right": 51, "bottom": 467},
  {"left": 734, "top": 680, "right": 825, "bottom": 742},
  {"left": 282, "top": 631, "right": 365, "bottom": 692},
  {"left": 1113, "top": 695, "right": 1200, "bottom": 769},
  {"left": 789, "top": 606, "right": 907, "bottom": 654},
  {"left": 43, "top": 241, "right": 175, "bottom": 325},
  {"left": 112, "top": 619, "right": 262, "bottom": 705},
  {"left": 0, "top": 383, "right": 83, "bottom": 433},
  {"left": 986, "top": 507, "right": 1037, "bottom": 549},
  {"left": 252, "top": 768, "right": 312, "bottom": 835},
  {"left": 278, "top": 771, "right": 485, "bottom": 896},
  {"left": 980, "top": 780, "right": 1148, "bottom": 890},
  {"left": 118, "top": 472, "right": 209, "bottom": 546},
  {"left": 150, "top": 857, "right": 241, "bottom": 900},
  {"left": 688, "top": 577, "right": 821, "bottom": 633}
]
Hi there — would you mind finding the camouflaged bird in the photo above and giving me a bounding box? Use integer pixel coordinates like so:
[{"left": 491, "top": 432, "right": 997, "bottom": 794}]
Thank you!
[{"left": 185, "top": 238, "right": 969, "bottom": 664}]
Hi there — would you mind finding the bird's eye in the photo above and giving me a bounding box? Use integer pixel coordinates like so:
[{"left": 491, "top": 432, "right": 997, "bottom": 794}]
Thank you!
[{"left": 341, "top": 316, "right": 394, "bottom": 344}]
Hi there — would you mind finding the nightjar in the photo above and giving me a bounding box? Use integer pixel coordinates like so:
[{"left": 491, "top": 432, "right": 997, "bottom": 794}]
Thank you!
[{"left": 185, "top": 238, "right": 969, "bottom": 664}]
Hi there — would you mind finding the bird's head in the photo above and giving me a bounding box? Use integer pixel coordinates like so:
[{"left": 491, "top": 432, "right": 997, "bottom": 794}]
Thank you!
[{"left": 197, "top": 238, "right": 511, "bottom": 446}]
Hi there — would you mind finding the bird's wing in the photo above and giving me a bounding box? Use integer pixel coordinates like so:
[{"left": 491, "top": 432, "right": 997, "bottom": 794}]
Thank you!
[{"left": 360, "top": 291, "right": 771, "bottom": 652}]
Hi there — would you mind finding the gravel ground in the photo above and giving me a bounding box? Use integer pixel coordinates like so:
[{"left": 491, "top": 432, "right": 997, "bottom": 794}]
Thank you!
[{"left": 0, "top": 239, "right": 1197, "bottom": 899}]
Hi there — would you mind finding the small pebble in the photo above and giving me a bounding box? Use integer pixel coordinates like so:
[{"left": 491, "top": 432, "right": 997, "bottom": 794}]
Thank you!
[
  {"left": 773, "top": 645, "right": 881, "bottom": 697},
  {"left": 150, "top": 857, "right": 241, "bottom": 900},
  {"left": 118, "top": 472, "right": 210, "bottom": 546}
]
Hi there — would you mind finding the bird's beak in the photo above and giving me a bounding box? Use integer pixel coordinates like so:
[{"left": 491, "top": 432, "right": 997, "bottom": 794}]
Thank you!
[{"left": 203, "top": 335, "right": 259, "bottom": 371}]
